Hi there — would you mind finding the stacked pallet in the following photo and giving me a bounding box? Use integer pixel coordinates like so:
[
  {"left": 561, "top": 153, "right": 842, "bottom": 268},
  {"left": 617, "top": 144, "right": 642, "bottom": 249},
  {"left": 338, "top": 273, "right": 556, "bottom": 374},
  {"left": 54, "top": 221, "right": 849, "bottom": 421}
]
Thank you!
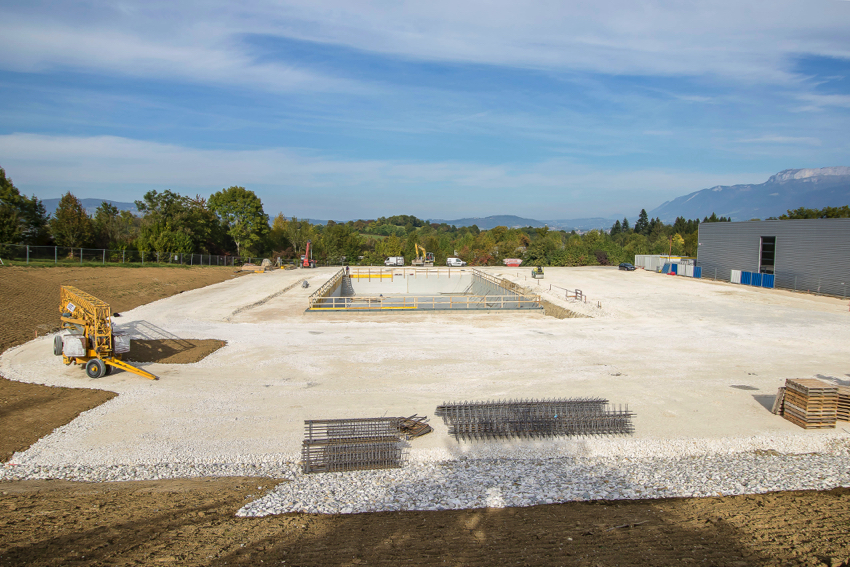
[
  {"left": 782, "top": 379, "right": 838, "bottom": 429},
  {"left": 838, "top": 386, "right": 850, "bottom": 422}
]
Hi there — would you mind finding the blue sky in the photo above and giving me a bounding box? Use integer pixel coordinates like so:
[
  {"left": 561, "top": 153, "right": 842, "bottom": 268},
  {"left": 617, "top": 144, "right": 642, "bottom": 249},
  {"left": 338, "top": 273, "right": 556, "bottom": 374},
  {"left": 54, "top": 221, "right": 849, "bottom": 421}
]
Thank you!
[{"left": 1, "top": 0, "right": 849, "bottom": 220}]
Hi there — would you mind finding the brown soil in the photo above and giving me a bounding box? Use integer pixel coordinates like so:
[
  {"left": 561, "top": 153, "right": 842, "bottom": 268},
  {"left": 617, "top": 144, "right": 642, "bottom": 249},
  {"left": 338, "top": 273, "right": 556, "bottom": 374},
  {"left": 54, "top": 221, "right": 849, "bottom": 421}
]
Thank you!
[
  {"left": 126, "top": 339, "right": 226, "bottom": 364},
  {"left": 1, "top": 480, "right": 848, "bottom": 566},
  {"left": 0, "top": 266, "right": 241, "bottom": 462},
  {"left": 1, "top": 266, "right": 850, "bottom": 566}
]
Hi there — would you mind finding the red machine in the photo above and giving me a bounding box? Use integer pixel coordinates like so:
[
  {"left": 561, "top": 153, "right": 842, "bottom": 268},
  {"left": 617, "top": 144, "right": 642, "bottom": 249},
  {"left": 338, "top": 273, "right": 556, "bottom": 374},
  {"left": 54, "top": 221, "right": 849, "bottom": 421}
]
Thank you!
[{"left": 301, "top": 240, "right": 317, "bottom": 268}]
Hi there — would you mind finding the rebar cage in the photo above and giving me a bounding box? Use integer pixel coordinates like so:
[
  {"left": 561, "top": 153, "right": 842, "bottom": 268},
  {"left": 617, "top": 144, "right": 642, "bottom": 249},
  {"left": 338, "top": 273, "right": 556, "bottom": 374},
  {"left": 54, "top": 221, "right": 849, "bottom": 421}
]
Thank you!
[{"left": 435, "top": 398, "right": 635, "bottom": 441}]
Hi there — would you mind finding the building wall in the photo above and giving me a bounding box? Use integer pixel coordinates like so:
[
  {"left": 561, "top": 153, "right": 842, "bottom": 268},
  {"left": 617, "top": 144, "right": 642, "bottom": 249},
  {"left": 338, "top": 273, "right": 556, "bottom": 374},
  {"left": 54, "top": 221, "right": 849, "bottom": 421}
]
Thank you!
[{"left": 697, "top": 219, "right": 850, "bottom": 296}]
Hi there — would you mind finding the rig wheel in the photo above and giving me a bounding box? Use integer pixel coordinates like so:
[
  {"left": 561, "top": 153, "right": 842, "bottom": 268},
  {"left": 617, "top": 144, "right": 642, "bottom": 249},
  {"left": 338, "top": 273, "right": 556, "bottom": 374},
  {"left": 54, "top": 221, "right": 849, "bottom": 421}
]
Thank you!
[
  {"left": 53, "top": 335, "right": 63, "bottom": 356},
  {"left": 85, "top": 359, "right": 106, "bottom": 379}
]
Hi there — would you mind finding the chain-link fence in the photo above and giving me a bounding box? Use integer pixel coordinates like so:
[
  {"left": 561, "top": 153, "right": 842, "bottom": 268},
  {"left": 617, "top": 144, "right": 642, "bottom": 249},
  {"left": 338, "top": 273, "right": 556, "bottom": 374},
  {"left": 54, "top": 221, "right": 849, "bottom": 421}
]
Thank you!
[{"left": 0, "top": 244, "right": 257, "bottom": 267}]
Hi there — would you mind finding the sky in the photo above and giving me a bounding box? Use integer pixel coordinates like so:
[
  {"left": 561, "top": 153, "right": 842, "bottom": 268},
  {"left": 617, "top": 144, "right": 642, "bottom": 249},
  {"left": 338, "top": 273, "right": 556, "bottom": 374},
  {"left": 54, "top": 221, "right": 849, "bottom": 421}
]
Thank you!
[{"left": 1, "top": 0, "right": 849, "bottom": 221}]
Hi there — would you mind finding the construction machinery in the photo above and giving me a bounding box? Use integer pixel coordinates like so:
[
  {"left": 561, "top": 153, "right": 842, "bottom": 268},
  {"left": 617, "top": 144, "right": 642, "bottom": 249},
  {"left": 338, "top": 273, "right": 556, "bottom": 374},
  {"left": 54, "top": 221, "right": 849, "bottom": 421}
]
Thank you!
[
  {"left": 531, "top": 266, "right": 544, "bottom": 279},
  {"left": 301, "top": 240, "right": 317, "bottom": 268},
  {"left": 55, "top": 286, "right": 157, "bottom": 380},
  {"left": 412, "top": 243, "right": 435, "bottom": 267}
]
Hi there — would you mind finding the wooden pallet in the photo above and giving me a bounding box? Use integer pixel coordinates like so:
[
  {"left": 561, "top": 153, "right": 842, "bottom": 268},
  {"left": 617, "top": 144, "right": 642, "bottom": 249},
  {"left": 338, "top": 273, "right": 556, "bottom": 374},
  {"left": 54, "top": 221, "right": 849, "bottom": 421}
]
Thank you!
[
  {"left": 782, "top": 379, "right": 838, "bottom": 429},
  {"left": 838, "top": 386, "right": 850, "bottom": 422},
  {"left": 771, "top": 387, "right": 785, "bottom": 415}
]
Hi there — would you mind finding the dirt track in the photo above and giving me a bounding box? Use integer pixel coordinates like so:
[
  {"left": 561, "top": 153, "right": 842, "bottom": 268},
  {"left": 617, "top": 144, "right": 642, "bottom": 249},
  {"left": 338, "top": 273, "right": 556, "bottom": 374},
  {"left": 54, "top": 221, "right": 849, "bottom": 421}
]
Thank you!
[{"left": 1, "top": 266, "right": 849, "bottom": 566}]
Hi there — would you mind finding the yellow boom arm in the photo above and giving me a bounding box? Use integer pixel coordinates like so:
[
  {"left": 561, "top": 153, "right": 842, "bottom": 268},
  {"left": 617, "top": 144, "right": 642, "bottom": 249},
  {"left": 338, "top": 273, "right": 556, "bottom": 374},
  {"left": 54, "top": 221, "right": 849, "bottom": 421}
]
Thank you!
[{"left": 59, "top": 285, "right": 158, "bottom": 380}]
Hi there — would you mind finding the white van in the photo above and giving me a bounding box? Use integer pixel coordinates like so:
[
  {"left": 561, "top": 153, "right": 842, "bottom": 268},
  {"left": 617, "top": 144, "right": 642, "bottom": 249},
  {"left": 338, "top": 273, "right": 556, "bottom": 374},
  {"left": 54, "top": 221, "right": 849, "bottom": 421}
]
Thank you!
[
  {"left": 385, "top": 256, "right": 404, "bottom": 266},
  {"left": 446, "top": 257, "right": 467, "bottom": 267}
]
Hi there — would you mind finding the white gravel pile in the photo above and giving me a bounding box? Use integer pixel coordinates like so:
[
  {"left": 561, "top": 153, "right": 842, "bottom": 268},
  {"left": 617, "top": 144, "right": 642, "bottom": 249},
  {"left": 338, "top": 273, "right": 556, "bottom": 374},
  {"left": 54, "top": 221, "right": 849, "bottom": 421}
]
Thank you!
[
  {"left": 238, "top": 443, "right": 850, "bottom": 517},
  {"left": 4, "top": 435, "right": 848, "bottom": 517}
]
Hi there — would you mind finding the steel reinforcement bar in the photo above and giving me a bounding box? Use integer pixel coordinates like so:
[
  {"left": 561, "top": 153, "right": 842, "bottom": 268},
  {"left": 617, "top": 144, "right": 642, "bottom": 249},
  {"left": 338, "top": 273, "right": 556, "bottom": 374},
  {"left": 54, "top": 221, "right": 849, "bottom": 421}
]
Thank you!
[
  {"left": 301, "top": 440, "right": 405, "bottom": 473},
  {"left": 436, "top": 398, "right": 635, "bottom": 440}
]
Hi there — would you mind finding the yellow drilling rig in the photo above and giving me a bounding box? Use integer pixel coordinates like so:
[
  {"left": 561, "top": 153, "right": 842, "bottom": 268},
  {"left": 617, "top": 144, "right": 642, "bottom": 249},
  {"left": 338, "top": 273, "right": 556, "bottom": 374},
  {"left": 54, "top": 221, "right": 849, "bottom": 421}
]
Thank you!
[{"left": 54, "top": 285, "right": 157, "bottom": 380}]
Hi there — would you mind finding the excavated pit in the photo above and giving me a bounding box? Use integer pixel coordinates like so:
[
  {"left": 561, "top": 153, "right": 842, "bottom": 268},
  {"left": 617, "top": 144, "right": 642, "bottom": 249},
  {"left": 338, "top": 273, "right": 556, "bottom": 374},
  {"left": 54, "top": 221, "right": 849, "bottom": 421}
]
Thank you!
[{"left": 308, "top": 268, "right": 543, "bottom": 312}]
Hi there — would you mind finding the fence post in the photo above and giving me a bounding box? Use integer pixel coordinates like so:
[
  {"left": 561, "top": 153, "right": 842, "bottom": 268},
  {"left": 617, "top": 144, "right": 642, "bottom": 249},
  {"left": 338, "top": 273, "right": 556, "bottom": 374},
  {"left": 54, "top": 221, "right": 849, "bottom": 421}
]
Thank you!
[
  {"left": 157, "top": 252, "right": 160, "bottom": 263},
  {"left": 123, "top": 250, "right": 125, "bottom": 264},
  {"left": 714, "top": 268, "right": 717, "bottom": 280},
  {"left": 26, "top": 245, "right": 29, "bottom": 265},
  {"left": 102, "top": 249, "right": 105, "bottom": 265},
  {"left": 55, "top": 246, "right": 57, "bottom": 265},
  {"left": 80, "top": 248, "right": 82, "bottom": 265},
  {"left": 142, "top": 250, "right": 144, "bottom": 265}
]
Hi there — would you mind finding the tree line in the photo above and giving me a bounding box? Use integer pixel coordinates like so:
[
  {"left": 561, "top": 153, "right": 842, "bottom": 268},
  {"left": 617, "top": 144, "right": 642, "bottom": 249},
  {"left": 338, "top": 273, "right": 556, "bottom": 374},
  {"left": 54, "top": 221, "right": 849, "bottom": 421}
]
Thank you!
[{"left": 2, "top": 166, "right": 847, "bottom": 266}]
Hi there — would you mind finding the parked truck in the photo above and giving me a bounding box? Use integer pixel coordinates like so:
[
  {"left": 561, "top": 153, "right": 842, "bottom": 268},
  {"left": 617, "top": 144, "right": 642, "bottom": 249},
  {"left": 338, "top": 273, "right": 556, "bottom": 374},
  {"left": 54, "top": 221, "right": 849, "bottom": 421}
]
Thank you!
[
  {"left": 446, "top": 257, "right": 467, "bottom": 267},
  {"left": 385, "top": 256, "right": 404, "bottom": 266}
]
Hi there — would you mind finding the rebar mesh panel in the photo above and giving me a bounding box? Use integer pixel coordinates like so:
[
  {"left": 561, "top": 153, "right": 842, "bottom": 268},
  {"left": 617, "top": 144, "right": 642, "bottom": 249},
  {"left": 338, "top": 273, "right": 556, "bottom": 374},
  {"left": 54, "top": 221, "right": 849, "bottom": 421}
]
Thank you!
[
  {"left": 304, "top": 416, "right": 432, "bottom": 442},
  {"left": 304, "top": 418, "right": 403, "bottom": 442},
  {"left": 302, "top": 440, "right": 404, "bottom": 473},
  {"left": 436, "top": 398, "right": 634, "bottom": 440}
]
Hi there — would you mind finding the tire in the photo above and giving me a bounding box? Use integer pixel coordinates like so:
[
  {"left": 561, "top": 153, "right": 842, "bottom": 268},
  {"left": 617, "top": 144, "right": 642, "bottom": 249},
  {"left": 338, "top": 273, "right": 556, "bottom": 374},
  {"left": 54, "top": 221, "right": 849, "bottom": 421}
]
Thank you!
[
  {"left": 104, "top": 364, "right": 113, "bottom": 376},
  {"left": 53, "top": 335, "right": 63, "bottom": 356},
  {"left": 85, "top": 359, "right": 106, "bottom": 379}
]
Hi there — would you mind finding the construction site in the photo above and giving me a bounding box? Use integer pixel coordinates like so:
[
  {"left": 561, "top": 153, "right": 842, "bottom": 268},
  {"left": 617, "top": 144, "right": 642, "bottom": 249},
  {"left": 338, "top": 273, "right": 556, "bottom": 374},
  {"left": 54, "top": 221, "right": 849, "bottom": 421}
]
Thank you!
[{"left": 2, "top": 265, "right": 850, "bottom": 565}]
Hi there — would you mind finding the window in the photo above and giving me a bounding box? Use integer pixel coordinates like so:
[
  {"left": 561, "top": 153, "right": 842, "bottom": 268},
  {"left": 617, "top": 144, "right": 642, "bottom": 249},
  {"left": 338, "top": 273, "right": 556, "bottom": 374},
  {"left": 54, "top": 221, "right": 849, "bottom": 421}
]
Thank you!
[{"left": 760, "top": 236, "right": 776, "bottom": 274}]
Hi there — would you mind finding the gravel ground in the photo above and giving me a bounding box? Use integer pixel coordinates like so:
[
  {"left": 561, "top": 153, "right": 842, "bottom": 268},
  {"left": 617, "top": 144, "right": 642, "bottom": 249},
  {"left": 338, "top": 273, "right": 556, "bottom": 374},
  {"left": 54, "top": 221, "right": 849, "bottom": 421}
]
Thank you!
[{"left": 4, "top": 433, "right": 848, "bottom": 517}]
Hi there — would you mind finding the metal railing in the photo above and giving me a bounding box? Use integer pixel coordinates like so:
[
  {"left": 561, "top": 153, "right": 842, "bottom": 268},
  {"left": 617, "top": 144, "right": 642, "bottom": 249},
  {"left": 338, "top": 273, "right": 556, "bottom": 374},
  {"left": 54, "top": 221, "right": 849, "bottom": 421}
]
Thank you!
[
  {"left": 307, "top": 267, "right": 541, "bottom": 311},
  {"left": 511, "top": 271, "right": 586, "bottom": 303},
  {"left": 0, "top": 244, "right": 255, "bottom": 267},
  {"left": 308, "top": 268, "right": 347, "bottom": 305},
  {"left": 309, "top": 294, "right": 541, "bottom": 310}
]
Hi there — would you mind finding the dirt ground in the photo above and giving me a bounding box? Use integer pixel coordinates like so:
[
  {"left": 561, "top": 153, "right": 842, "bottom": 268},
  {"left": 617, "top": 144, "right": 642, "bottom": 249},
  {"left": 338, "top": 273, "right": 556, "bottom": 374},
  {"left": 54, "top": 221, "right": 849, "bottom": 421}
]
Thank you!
[{"left": 1, "top": 266, "right": 849, "bottom": 566}]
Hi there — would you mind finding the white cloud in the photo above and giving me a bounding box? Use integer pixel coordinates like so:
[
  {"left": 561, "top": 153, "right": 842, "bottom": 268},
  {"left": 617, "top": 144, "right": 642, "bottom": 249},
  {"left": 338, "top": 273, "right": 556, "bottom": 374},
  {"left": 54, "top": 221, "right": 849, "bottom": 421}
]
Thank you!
[
  {"left": 1, "top": 0, "right": 849, "bottom": 94},
  {"left": 796, "top": 94, "right": 850, "bottom": 111},
  {"left": 737, "top": 136, "right": 822, "bottom": 146},
  {"left": 0, "top": 133, "right": 772, "bottom": 218}
]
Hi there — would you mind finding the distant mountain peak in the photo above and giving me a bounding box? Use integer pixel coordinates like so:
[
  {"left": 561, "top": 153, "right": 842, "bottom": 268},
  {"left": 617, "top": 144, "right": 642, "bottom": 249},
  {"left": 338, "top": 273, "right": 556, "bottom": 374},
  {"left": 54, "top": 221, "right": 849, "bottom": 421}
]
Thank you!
[
  {"left": 649, "top": 166, "right": 850, "bottom": 222},
  {"left": 768, "top": 166, "right": 850, "bottom": 183}
]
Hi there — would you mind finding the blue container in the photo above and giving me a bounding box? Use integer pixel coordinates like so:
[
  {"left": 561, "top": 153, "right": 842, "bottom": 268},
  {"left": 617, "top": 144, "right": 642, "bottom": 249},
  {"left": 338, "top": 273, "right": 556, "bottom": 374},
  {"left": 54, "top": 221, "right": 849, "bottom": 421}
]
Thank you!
[
  {"left": 751, "top": 273, "right": 762, "bottom": 287},
  {"left": 741, "top": 271, "right": 752, "bottom": 285},
  {"left": 762, "top": 274, "right": 775, "bottom": 288},
  {"left": 694, "top": 266, "right": 702, "bottom": 278},
  {"left": 661, "top": 263, "right": 671, "bottom": 274},
  {"left": 671, "top": 264, "right": 678, "bottom": 274}
]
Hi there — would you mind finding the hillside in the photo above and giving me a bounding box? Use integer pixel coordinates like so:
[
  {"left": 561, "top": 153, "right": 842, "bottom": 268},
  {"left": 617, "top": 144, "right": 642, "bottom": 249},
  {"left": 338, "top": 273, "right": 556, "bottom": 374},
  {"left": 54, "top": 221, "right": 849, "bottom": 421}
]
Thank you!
[
  {"left": 649, "top": 167, "right": 850, "bottom": 222},
  {"left": 41, "top": 198, "right": 139, "bottom": 217}
]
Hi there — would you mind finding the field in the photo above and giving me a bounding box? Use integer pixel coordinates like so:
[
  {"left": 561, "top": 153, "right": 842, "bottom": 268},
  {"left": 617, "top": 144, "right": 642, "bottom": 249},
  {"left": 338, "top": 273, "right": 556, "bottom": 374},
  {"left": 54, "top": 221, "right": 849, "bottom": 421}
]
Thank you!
[{"left": 1, "top": 265, "right": 850, "bottom": 566}]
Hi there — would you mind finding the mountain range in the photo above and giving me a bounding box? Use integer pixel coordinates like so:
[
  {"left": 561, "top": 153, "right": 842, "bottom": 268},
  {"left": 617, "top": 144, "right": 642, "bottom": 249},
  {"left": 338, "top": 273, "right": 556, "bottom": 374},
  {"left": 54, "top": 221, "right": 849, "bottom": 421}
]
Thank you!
[
  {"left": 428, "top": 215, "right": 618, "bottom": 231},
  {"left": 648, "top": 167, "right": 850, "bottom": 222},
  {"left": 42, "top": 198, "right": 140, "bottom": 217}
]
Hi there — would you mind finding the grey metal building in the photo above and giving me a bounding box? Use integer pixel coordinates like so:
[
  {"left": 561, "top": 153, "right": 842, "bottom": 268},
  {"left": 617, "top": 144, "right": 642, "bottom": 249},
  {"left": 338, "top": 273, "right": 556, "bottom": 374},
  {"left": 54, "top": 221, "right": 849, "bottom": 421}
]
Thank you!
[{"left": 697, "top": 219, "right": 850, "bottom": 297}]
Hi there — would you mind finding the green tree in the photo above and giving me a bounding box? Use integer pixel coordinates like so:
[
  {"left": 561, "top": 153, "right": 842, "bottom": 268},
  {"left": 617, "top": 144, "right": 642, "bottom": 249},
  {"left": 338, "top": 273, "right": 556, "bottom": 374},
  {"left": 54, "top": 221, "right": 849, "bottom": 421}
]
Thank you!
[
  {"left": 0, "top": 168, "right": 22, "bottom": 244},
  {"left": 376, "top": 234, "right": 403, "bottom": 258},
  {"left": 268, "top": 213, "right": 291, "bottom": 253},
  {"left": 50, "top": 192, "right": 93, "bottom": 248},
  {"left": 286, "top": 217, "right": 315, "bottom": 256},
  {"left": 0, "top": 167, "right": 50, "bottom": 245},
  {"left": 780, "top": 205, "right": 850, "bottom": 219},
  {"left": 208, "top": 186, "right": 269, "bottom": 255},
  {"left": 136, "top": 190, "right": 227, "bottom": 254},
  {"left": 93, "top": 202, "right": 122, "bottom": 248},
  {"left": 634, "top": 209, "right": 650, "bottom": 235}
]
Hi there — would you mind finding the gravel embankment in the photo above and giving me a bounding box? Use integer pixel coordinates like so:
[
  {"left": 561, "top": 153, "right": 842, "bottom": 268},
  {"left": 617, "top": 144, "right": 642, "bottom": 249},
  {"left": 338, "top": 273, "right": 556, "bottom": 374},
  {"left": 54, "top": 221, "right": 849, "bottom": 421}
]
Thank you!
[{"left": 4, "top": 436, "right": 849, "bottom": 517}]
